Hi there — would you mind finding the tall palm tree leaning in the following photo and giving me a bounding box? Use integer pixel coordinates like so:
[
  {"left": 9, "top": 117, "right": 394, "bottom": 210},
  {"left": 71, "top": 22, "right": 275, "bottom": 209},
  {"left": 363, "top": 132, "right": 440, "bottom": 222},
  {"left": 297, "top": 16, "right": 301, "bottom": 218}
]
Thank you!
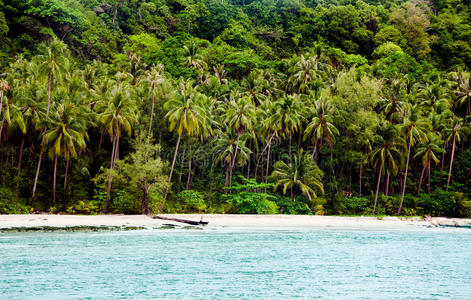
[
  {"left": 369, "top": 125, "right": 403, "bottom": 215},
  {"left": 444, "top": 117, "right": 469, "bottom": 191},
  {"left": 397, "top": 105, "right": 430, "bottom": 215},
  {"left": 96, "top": 83, "right": 137, "bottom": 212},
  {"left": 164, "top": 79, "right": 211, "bottom": 200},
  {"left": 32, "top": 39, "right": 70, "bottom": 200}
]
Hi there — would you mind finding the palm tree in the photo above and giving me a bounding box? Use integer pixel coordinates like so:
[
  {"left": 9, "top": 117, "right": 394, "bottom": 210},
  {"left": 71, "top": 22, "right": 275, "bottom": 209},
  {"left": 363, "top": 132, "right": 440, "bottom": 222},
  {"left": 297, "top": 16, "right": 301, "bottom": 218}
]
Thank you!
[
  {"left": 303, "top": 97, "right": 338, "bottom": 160},
  {"left": 36, "top": 39, "right": 70, "bottom": 119},
  {"left": 40, "top": 103, "right": 88, "bottom": 206},
  {"left": 0, "top": 80, "right": 11, "bottom": 128},
  {"left": 223, "top": 94, "right": 256, "bottom": 185},
  {"left": 140, "top": 64, "right": 166, "bottom": 136},
  {"left": 443, "top": 117, "right": 469, "bottom": 191},
  {"left": 397, "top": 104, "right": 430, "bottom": 215},
  {"left": 285, "top": 51, "right": 330, "bottom": 94},
  {"left": 272, "top": 95, "right": 305, "bottom": 158},
  {"left": 183, "top": 41, "right": 205, "bottom": 71},
  {"left": 183, "top": 41, "right": 206, "bottom": 82},
  {"left": 260, "top": 100, "right": 281, "bottom": 184},
  {"left": 212, "top": 129, "right": 252, "bottom": 188},
  {"left": 164, "top": 79, "right": 212, "bottom": 199},
  {"left": 270, "top": 150, "right": 324, "bottom": 201},
  {"left": 414, "top": 135, "right": 444, "bottom": 195},
  {"left": 31, "top": 40, "right": 69, "bottom": 200},
  {"left": 417, "top": 82, "right": 450, "bottom": 112},
  {"left": 96, "top": 82, "right": 137, "bottom": 212},
  {"left": 241, "top": 70, "right": 278, "bottom": 106},
  {"left": 450, "top": 70, "right": 471, "bottom": 116},
  {"left": 379, "top": 78, "right": 406, "bottom": 122},
  {"left": 0, "top": 93, "right": 25, "bottom": 144},
  {"left": 369, "top": 125, "right": 403, "bottom": 215},
  {"left": 16, "top": 81, "right": 46, "bottom": 193}
]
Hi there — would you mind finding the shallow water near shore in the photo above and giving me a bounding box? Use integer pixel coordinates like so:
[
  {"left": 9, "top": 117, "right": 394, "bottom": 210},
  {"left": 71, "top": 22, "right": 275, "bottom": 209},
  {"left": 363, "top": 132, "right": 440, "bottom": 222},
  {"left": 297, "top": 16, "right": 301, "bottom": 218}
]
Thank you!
[{"left": 1, "top": 228, "right": 470, "bottom": 299}]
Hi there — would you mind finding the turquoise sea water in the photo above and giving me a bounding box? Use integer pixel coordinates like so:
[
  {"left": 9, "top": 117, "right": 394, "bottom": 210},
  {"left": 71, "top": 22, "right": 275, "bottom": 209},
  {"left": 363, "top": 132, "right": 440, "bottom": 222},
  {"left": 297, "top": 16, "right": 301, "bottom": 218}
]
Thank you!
[{"left": 1, "top": 228, "right": 470, "bottom": 299}]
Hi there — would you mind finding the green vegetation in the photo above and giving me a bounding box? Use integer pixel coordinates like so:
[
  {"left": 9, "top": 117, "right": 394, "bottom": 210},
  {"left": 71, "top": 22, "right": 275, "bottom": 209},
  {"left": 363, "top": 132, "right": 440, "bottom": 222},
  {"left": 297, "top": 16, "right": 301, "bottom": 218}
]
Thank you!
[{"left": 1, "top": 0, "right": 471, "bottom": 217}]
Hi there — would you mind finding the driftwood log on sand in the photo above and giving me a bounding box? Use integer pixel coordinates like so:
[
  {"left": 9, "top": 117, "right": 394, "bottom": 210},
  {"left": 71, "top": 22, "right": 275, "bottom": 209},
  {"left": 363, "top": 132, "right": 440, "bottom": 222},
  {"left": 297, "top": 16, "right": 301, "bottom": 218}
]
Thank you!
[{"left": 153, "top": 215, "right": 208, "bottom": 226}]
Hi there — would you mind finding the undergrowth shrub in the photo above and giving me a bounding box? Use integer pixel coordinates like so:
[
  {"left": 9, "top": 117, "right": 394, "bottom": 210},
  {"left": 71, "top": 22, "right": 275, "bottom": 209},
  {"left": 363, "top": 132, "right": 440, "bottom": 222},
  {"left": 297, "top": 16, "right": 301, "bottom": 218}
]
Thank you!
[
  {"left": 0, "top": 187, "right": 33, "bottom": 214},
  {"left": 177, "top": 190, "right": 206, "bottom": 212}
]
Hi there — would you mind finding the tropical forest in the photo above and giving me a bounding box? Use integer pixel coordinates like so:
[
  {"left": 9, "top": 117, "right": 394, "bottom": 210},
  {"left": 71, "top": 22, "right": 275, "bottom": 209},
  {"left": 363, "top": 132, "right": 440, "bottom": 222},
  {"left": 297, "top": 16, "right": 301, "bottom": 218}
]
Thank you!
[{"left": 1, "top": 0, "right": 471, "bottom": 217}]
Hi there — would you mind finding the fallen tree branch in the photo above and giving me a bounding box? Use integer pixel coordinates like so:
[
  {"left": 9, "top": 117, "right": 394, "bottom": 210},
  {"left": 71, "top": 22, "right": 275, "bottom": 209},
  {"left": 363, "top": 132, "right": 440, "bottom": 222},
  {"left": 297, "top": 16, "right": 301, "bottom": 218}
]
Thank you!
[{"left": 153, "top": 215, "right": 208, "bottom": 226}]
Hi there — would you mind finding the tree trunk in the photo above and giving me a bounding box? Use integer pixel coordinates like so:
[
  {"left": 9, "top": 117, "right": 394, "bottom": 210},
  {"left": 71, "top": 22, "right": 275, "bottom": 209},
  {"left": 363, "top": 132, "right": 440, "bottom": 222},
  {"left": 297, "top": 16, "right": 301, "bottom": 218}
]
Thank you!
[
  {"left": 265, "top": 139, "right": 272, "bottom": 184},
  {"left": 141, "top": 187, "right": 149, "bottom": 215},
  {"left": 359, "top": 160, "right": 362, "bottom": 197},
  {"left": 399, "top": 176, "right": 403, "bottom": 197},
  {"left": 186, "top": 157, "right": 192, "bottom": 190},
  {"left": 427, "top": 156, "right": 431, "bottom": 193},
  {"left": 373, "top": 166, "right": 382, "bottom": 216},
  {"left": 115, "top": 135, "right": 120, "bottom": 162},
  {"left": 148, "top": 88, "right": 155, "bottom": 136},
  {"left": 0, "top": 145, "right": 3, "bottom": 186},
  {"left": 440, "top": 142, "right": 446, "bottom": 182},
  {"left": 229, "top": 135, "right": 240, "bottom": 187},
  {"left": 179, "top": 148, "right": 186, "bottom": 183},
  {"left": 311, "top": 138, "right": 318, "bottom": 160},
  {"left": 446, "top": 134, "right": 456, "bottom": 191},
  {"left": 98, "top": 132, "right": 104, "bottom": 152},
  {"left": 0, "top": 117, "right": 4, "bottom": 144},
  {"left": 289, "top": 129, "right": 292, "bottom": 158},
  {"left": 164, "top": 133, "right": 182, "bottom": 200},
  {"left": 385, "top": 172, "right": 390, "bottom": 196},
  {"left": 53, "top": 154, "right": 58, "bottom": 207},
  {"left": 64, "top": 157, "right": 70, "bottom": 190},
  {"left": 398, "top": 141, "right": 411, "bottom": 216},
  {"left": 417, "top": 166, "right": 426, "bottom": 196},
  {"left": 255, "top": 132, "right": 275, "bottom": 174},
  {"left": 16, "top": 136, "right": 25, "bottom": 195},
  {"left": 348, "top": 162, "right": 352, "bottom": 191},
  {"left": 0, "top": 91, "right": 3, "bottom": 123},
  {"left": 9, "top": 144, "right": 14, "bottom": 167},
  {"left": 105, "top": 135, "right": 117, "bottom": 213},
  {"left": 0, "top": 92, "right": 4, "bottom": 144},
  {"left": 246, "top": 155, "right": 251, "bottom": 179},
  {"left": 225, "top": 166, "right": 230, "bottom": 190},
  {"left": 32, "top": 153, "right": 43, "bottom": 200},
  {"left": 112, "top": 0, "right": 125, "bottom": 24},
  {"left": 297, "top": 129, "right": 302, "bottom": 151},
  {"left": 465, "top": 163, "right": 471, "bottom": 184},
  {"left": 46, "top": 68, "right": 53, "bottom": 120}
]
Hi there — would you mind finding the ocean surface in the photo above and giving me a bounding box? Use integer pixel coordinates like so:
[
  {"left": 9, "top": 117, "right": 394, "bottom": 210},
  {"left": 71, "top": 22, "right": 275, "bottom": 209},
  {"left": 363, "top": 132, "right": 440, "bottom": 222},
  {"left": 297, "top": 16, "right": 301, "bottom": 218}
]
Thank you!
[{"left": 0, "top": 228, "right": 470, "bottom": 299}]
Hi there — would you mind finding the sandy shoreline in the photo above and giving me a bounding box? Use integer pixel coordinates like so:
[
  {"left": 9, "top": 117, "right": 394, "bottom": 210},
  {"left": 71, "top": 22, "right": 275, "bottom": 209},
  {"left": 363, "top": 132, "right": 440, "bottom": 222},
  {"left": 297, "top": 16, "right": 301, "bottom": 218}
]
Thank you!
[{"left": 1, "top": 214, "right": 471, "bottom": 230}]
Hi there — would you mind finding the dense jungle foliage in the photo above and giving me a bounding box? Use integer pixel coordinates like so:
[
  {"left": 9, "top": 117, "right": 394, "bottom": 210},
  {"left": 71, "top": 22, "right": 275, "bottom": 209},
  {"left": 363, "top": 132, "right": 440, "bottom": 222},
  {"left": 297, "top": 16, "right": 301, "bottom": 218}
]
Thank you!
[{"left": 1, "top": 0, "right": 471, "bottom": 216}]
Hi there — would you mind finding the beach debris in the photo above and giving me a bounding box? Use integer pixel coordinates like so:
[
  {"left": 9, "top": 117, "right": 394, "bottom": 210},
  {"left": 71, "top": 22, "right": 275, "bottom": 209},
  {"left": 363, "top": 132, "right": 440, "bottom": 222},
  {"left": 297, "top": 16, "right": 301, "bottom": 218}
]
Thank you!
[{"left": 153, "top": 215, "right": 208, "bottom": 226}]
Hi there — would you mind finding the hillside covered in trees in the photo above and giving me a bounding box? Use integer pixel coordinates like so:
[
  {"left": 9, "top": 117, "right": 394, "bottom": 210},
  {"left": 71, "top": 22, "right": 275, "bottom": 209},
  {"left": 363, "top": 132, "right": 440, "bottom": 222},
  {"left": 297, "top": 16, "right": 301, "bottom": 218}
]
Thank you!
[{"left": 1, "top": 0, "right": 471, "bottom": 216}]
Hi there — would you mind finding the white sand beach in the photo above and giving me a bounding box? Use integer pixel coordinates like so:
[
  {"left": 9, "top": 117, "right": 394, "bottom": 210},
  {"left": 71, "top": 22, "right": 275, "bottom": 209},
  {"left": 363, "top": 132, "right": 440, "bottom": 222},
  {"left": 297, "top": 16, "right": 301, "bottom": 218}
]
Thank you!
[{"left": 1, "top": 214, "right": 470, "bottom": 230}]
